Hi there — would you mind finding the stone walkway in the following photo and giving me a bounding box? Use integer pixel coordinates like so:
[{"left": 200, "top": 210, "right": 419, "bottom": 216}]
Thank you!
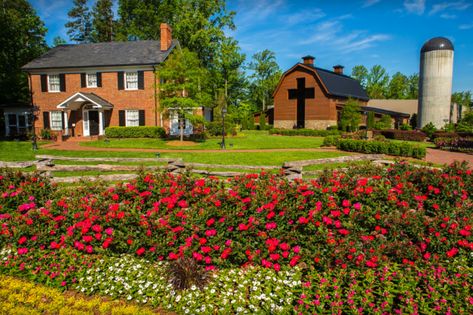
[{"left": 425, "top": 148, "right": 473, "bottom": 167}]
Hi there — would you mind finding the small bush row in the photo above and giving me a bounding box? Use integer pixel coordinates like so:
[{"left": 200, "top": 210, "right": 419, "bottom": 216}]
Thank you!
[
  {"left": 269, "top": 128, "right": 340, "bottom": 137},
  {"left": 105, "top": 126, "right": 166, "bottom": 138},
  {"left": 432, "top": 131, "right": 473, "bottom": 139},
  {"left": 434, "top": 137, "right": 473, "bottom": 152},
  {"left": 337, "top": 139, "right": 426, "bottom": 158},
  {"left": 373, "top": 129, "right": 426, "bottom": 142}
]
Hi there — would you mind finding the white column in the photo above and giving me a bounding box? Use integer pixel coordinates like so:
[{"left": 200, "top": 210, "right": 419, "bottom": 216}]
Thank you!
[
  {"left": 99, "top": 110, "right": 104, "bottom": 135},
  {"left": 63, "top": 111, "right": 69, "bottom": 136}
]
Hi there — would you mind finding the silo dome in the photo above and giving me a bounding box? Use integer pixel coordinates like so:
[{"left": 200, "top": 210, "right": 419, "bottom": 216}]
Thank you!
[{"left": 421, "top": 37, "right": 454, "bottom": 53}]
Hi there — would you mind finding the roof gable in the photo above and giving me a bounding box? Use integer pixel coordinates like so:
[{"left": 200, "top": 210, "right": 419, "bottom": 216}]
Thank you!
[
  {"left": 22, "top": 40, "right": 178, "bottom": 70},
  {"left": 273, "top": 63, "right": 369, "bottom": 101}
]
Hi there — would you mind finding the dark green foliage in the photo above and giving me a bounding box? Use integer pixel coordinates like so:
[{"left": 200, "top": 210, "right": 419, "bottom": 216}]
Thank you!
[
  {"left": 367, "top": 112, "right": 375, "bottom": 129},
  {"left": 259, "top": 111, "right": 266, "bottom": 130},
  {"left": 204, "top": 121, "right": 235, "bottom": 136},
  {"left": 269, "top": 129, "right": 340, "bottom": 137},
  {"left": 421, "top": 122, "right": 437, "bottom": 139},
  {"left": 399, "top": 123, "right": 412, "bottom": 130},
  {"left": 373, "top": 129, "right": 426, "bottom": 142},
  {"left": 0, "top": 0, "right": 47, "bottom": 104},
  {"left": 247, "top": 115, "right": 255, "bottom": 130},
  {"left": 321, "top": 135, "right": 340, "bottom": 147},
  {"left": 410, "top": 113, "right": 417, "bottom": 129},
  {"left": 337, "top": 139, "right": 426, "bottom": 158},
  {"left": 91, "top": 0, "right": 115, "bottom": 42},
  {"left": 105, "top": 126, "right": 166, "bottom": 138},
  {"left": 339, "top": 99, "right": 361, "bottom": 132},
  {"left": 66, "top": 0, "right": 93, "bottom": 43},
  {"left": 52, "top": 36, "right": 67, "bottom": 47}
]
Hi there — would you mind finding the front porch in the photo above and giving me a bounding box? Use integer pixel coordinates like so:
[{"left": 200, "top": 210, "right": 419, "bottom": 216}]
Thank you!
[{"left": 54, "top": 92, "right": 113, "bottom": 138}]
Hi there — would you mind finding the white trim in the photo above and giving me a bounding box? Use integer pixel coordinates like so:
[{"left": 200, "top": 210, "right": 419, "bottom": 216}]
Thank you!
[
  {"left": 57, "top": 92, "right": 112, "bottom": 109},
  {"left": 63, "top": 111, "right": 69, "bottom": 136},
  {"left": 86, "top": 73, "right": 97, "bottom": 88},
  {"left": 47, "top": 74, "right": 61, "bottom": 93},
  {"left": 124, "top": 71, "right": 139, "bottom": 90},
  {"left": 83, "top": 109, "right": 89, "bottom": 136},
  {"left": 99, "top": 111, "right": 104, "bottom": 135},
  {"left": 50, "top": 111, "right": 63, "bottom": 131},
  {"left": 27, "top": 66, "right": 154, "bottom": 75},
  {"left": 125, "top": 109, "right": 140, "bottom": 126}
]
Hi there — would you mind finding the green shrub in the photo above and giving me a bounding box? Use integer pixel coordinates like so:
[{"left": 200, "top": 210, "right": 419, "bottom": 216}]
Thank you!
[
  {"left": 337, "top": 139, "right": 426, "bottom": 158},
  {"left": 40, "top": 129, "right": 51, "bottom": 140},
  {"left": 205, "top": 121, "right": 235, "bottom": 136},
  {"left": 259, "top": 111, "right": 267, "bottom": 130},
  {"left": 374, "top": 115, "right": 392, "bottom": 130},
  {"left": 105, "top": 126, "right": 166, "bottom": 138},
  {"left": 399, "top": 123, "right": 412, "bottom": 130},
  {"left": 366, "top": 112, "right": 375, "bottom": 129},
  {"left": 373, "top": 134, "right": 386, "bottom": 141},
  {"left": 421, "top": 122, "right": 437, "bottom": 139},
  {"left": 322, "top": 135, "right": 340, "bottom": 147},
  {"left": 269, "top": 128, "right": 340, "bottom": 137}
]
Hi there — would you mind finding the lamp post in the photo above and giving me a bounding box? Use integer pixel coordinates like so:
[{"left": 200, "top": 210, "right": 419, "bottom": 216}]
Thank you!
[
  {"left": 30, "top": 105, "right": 39, "bottom": 151},
  {"left": 221, "top": 107, "right": 227, "bottom": 149}
]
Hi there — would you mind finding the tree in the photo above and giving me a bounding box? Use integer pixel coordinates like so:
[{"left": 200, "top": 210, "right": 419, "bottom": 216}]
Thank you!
[
  {"left": 91, "top": 0, "right": 114, "bottom": 42},
  {"left": 387, "top": 72, "right": 408, "bottom": 99},
  {"left": 247, "top": 50, "right": 281, "bottom": 111},
  {"left": 374, "top": 114, "right": 392, "bottom": 130},
  {"left": 52, "top": 36, "right": 67, "bottom": 47},
  {"left": 339, "top": 99, "right": 361, "bottom": 132},
  {"left": 351, "top": 65, "right": 368, "bottom": 88},
  {"left": 452, "top": 91, "right": 472, "bottom": 121},
  {"left": 406, "top": 74, "right": 419, "bottom": 99},
  {"left": 65, "top": 0, "right": 93, "bottom": 43},
  {"left": 367, "top": 111, "right": 375, "bottom": 129},
  {"left": 0, "top": 0, "right": 47, "bottom": 104},
  {"left": 366, "top": 65, "right": 389, "bottom": 99},
  {"left": 159, "top": 48, "right": 211, "bottom": 141}
]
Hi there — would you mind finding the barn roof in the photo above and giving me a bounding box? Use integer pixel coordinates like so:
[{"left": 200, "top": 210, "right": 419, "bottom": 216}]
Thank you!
[{"left": 22, "top": 40, "right": 178, "bottom": 70}]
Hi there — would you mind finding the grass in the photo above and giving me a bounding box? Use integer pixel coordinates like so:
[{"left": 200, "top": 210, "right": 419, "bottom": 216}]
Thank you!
[{"left": 81, "top": 130, "right": 326, "bottom": 150}]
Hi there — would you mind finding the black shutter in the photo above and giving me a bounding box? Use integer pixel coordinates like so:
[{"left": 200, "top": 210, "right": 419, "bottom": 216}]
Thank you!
[
  {"left": 119, "top": 110, "right": 125, "bottom": 126},
  {"left": 139, "top": 110, "right": 145, "bottom": 126},
  {"left": 138, "top": 71, "right": 144, "bottom": 90},
  {"left": 59, "top": 74, "right": 66, "bottom": 92},
  {"left": 41, "top": 75, "right": 47, "bottom": 92},
  {"left": 97, "top": 72, "right": 102, "bottom": 87},
  {"left": 117, "top": 72, "right": 124, "bottom": 90},
  {"left": 61, "top": 112, "right": 65, "bottom": 130},
  {"left": 43, "top": 111, "right": 50, "bottom": 129},
  {"left": 80, "top": 73, "right": 86, "bottom": 87}
]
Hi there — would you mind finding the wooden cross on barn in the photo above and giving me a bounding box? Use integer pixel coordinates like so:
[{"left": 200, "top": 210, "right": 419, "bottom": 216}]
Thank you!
[{"left": 288, "top": 77, "right": 315, "bottom": 128}]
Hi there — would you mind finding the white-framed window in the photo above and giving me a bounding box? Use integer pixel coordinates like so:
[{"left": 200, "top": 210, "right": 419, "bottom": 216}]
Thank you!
[
  {"left": 48, "top": 74, "right": 60, "bottom": 92},
  {"left": 125, "top": 110, "right": 139, "bottom": 126},
  {"left": 50, "top": 111, "right": 63, "bottom": 130},
  {"left": 125, "top": 72, "right": 138, "bottom": 90},
  {"left": 86, "top": 73, "right": 97, "bottom": 88}
]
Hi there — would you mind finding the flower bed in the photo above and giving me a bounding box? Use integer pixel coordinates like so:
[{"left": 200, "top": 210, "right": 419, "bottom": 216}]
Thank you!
[
  {"left": 337, "top": 139, "right": 426, "bottom": 158},
  {"left": 373, "top": 129, "right": 426, "bottom": 142},
  {"left": 269, "top": 128, "right": 340, "bottom": 137},
  {"left": 1, "top": 164, "right": 472, "bottom": 313},
  {"left": 434, "top": 136, "right": 473, "bottom": 152}
]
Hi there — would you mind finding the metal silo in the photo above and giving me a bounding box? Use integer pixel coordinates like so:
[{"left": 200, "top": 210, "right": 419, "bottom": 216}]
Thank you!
[{"left": 417, "top": 37, "right": 454, "bottom": 129}]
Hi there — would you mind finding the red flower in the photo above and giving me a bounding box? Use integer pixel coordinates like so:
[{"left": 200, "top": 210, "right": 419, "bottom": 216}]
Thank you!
[
  {"left": 17, "top": 248, "right": 28, "bottom": 255},
  {"left": 136, "top": 247, "right": 146, "bottom": 256},
  {"left": 446, "top": 247, "right": 459, "bottom": 257},
  {"left": 168, "top": 252, "right": 179, "bottom": 260},
  {"left": 18, "top": 236, "right": 27, "bottom": 245},
  {"left": 238, "top": 223, "right": 248, "bottom": 231},
  {"left": 206, "top": 218, "right": 215, "bottom": 226},
  {"left": 205, "top": 229, "right": 217, "bottom": 237},
  {"left": 265, "top": 222, "right": 277, "bottom": 230},
  {"left": 201, "top": 246, "right": 212, "bottom": 254}
]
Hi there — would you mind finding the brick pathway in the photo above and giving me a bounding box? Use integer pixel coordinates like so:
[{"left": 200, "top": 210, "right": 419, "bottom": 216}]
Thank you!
[{"left": 425, "top": 148, "right": 473, "bottom": 167}]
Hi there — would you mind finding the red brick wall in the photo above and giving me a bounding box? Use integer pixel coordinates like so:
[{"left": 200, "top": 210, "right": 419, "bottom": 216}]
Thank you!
[{"left": 30, "top": 70, "right": 158, "bottom": 137}]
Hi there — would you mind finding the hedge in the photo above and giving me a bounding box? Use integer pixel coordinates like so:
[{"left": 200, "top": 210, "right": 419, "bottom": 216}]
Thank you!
[
  {"left": 269, "top": 128, "right": 340, "bottom": 137},
  {"left": 321, "top": 135, "right": 340, "bottom": 147},
  {"left": 373, "top": 129, "right": 426, "bottom": 142},
  {"left": 432, "top": 131, "right": 473, "bottom": 139},
  {"left": 104, "top": 126, "right": 166, "bottom": 138},
  {"left": 337, "top": 139, "right": 426, "bottom": 158},
  {"left": 434, "top": 136, "right": 473, "bottom": 152}
]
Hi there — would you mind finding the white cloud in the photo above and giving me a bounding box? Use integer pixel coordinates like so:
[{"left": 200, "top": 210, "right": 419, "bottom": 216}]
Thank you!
[
  {"left": 440, "top": 13, "right": 457, "bottom": 19},
  {"left": 459, "top": 23, "right": 473, "bottom": 30},
  {"left": 235, "top": 0, "right": 285, "bottom": 26},
  {"left": 363, "top": 0, "right": 381, "bottom": 8},
  {"left": 284, "top": 9, "right": 326, "bottom": 25},
  {"left": 403, "top": 0, "right": 426, "bottom": 15},
  {"left": 429, "top": 1, "right": 471, "bottom": 16}
]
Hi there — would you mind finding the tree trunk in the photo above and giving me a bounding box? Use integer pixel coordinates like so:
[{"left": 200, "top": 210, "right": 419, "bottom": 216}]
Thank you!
[{"left": 180, "top": 119, "right": 184, "bottom": 142}]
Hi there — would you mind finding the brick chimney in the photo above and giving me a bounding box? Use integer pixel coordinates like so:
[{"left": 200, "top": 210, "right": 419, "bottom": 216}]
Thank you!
[
  {"left": 160, "top": 23, "right": 172, "bottom": 51},
  {"left": 302, "top": 55, "right": 315, "bottom": 66},
  {"left": 333, "top": 65, "right": 344, "bottom": 75}
]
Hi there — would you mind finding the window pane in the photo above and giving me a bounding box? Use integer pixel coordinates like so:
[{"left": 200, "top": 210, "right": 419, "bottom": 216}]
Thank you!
[
  {"left": 87, "top": 74, "right": 97, "bottom": 87},
  {"left": 126, "top": 72, "right": 138, "bottom": 89},
  {"left": 126, "top": 110, "right": 139, "bottom": 126},
  {"left": 51, "top": 111, "right": 62, "bottom": 130},
  {"left": 49, "top": 75, "right": 60, "bottom": 92}
]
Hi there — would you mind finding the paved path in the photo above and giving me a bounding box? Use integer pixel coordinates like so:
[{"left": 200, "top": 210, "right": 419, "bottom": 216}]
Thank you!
[{"left": 425, "top": 148, "right": 473, "bottom": 167}]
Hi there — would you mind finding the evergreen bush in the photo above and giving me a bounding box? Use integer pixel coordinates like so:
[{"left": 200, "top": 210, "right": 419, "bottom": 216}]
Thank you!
[{"left": 105, "top": 126, "right": 166, "bottom": 138}]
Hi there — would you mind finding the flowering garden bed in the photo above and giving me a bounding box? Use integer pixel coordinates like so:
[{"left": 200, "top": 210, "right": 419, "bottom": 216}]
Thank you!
[{"left": 0, "top": 163, "right": 472, "bottom": 313}]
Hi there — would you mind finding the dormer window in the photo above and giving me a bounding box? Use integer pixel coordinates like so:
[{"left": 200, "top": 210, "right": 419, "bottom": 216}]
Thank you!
[
  {"left": 125, "top": 72, "right": 138, "bottom": 90},
  {"left": 48, "top": 74, "right": 60, "bottom": 92},
  {"left": 86, "top": 73, "right": 97, "bottom": 88}
]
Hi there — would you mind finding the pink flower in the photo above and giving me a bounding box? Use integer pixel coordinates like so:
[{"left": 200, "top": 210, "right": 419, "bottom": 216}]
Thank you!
[
  {"left": 205, "top": 229, "right": 217, "bottom": 237},
  {"left": 17, "top": 248, "right": 28, "bottom": 255},
  {"left": 225, "top": 239, "right": 232, "bottom": 247},
  {"left": 266, "top": 222, "right": 277, "bottom": 230},
  {"left": 353, "top": 203, "right": 361, "bottom": 210},
  {"left": 136, "top": 247, "right": 146, "bottom": 256},
  {"left": 293, "top": 246, "right": 301, "bottom": 253},
  {"left": 105, "top": 228, "right": 113, "bottom": 235}
]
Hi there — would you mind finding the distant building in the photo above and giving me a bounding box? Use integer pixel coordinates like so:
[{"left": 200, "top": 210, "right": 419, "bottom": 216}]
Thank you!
[{"left": 272, "top": 56, "right": 369, "bottom": 130}]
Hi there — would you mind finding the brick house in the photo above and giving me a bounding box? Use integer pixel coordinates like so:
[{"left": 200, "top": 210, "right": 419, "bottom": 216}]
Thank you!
[
  {"left": 273, "top": 56, "right": 369, "bottom": 130},
  {"left": 21, "top": 23, "right": 202, "bottom": 139}
]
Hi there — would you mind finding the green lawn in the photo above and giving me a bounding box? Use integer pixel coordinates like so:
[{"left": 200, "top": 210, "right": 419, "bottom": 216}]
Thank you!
[{"left": 80, "top": 130, "right": 325, "bottom": 150}]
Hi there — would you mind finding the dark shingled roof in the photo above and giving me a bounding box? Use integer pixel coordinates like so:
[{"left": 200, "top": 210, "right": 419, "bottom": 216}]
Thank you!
[
  {"left": 421, "top": 37, "right": 454, "bottom": 53},
  {"left": 22, "top": 40, "right": 179, "bottom": 70},
  {"left": 310, "top": 65, "right": 369, "bottom": 101}
]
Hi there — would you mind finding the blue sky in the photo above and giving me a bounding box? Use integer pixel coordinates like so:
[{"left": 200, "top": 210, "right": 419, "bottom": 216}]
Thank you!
[{"left": 30, "top": 0, "right": 473, "bottom": 92}]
